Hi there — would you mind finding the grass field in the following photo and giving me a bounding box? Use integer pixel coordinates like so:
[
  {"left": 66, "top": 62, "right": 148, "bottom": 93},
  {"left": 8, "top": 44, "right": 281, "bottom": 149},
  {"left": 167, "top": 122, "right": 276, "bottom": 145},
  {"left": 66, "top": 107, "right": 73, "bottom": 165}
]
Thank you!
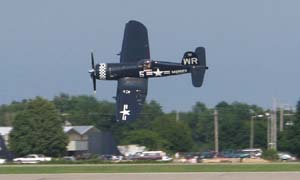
[{"left": 0, "top": 163, "right": 300, "bottom": 174}]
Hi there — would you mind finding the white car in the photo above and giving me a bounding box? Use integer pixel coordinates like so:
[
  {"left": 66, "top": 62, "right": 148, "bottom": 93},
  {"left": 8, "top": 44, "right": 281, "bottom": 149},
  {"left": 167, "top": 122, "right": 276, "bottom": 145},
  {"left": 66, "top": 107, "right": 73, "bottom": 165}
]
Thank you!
[
  {"left": 0, "top": 158, "right": 6, "bottom": 164},
  {"left": 160, "top": 155, "right": 173, "bottom": 161},
  {"left": 13, "top": 154, "right": 52, "bottom": 164},
  {"left": 241, "top": 148, "right": 263, "bottom": 158},
  {"left": 278, "top": 152, "right": 296, "bottom": 161}
]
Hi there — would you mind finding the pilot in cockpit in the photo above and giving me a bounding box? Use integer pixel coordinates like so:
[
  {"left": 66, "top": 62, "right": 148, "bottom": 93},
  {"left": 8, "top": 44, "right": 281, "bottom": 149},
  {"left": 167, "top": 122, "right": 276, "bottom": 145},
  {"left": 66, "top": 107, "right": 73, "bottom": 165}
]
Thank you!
[{"left": 143, "top": 60, "right": 152, "bottom": 70}]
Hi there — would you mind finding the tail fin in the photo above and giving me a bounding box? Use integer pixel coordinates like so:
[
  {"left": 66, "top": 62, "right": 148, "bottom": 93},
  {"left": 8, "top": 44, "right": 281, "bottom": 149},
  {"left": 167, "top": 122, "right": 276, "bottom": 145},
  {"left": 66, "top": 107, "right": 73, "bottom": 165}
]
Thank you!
[{"left": 182, "top": 47, "right": 208, "bottom": 87}]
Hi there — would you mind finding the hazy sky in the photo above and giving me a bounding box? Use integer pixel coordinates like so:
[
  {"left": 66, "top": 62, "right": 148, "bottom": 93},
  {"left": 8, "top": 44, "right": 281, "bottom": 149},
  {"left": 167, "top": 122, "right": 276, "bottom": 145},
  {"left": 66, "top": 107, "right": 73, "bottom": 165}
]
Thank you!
[{"left": 1, "top": 0, "right": 300, "bottom": 112}]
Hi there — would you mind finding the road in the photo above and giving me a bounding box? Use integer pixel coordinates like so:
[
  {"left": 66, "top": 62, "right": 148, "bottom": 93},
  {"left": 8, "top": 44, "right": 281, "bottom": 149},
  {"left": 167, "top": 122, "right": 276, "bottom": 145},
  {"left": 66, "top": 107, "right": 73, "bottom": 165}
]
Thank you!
[{"left": 1, "top": 172, "right": 300, "bottom": 180}]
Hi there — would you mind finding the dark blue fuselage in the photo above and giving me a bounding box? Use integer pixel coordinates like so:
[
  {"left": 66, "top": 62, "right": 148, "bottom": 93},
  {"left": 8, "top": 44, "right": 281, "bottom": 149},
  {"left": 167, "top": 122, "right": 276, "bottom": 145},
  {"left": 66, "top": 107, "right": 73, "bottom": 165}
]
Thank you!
[{"left": 95, "top": 60, "right": 191, "bottom": 80}]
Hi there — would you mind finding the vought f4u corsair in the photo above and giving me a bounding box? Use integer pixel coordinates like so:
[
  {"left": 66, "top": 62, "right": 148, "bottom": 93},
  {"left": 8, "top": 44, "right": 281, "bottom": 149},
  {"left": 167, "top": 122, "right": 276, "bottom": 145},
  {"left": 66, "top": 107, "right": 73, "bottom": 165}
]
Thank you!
[{"left": 89, "top": 20, "right": 208, "bottom": 121}]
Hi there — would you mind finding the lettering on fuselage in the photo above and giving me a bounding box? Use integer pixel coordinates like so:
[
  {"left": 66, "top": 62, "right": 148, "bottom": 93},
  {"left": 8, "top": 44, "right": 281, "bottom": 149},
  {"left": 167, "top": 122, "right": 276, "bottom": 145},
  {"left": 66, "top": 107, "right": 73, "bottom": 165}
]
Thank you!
[
  {"left": 139, "top": 71, "right": 145, "bottom": 77},
  {"left": 139, "top": 68, "right": 170, "bottom": 78},
  {"left": 171, "top": 69, "right": 188, "bottom": 74},
  {"left": 139, "top": 68, "right": 187, "bottom": 77}
]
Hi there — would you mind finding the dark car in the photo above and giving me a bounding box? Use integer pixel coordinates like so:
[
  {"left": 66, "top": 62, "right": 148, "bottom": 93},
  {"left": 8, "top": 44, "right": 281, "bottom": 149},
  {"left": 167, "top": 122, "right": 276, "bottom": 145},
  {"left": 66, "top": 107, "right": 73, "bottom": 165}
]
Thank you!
[
  {"left": 199, "top": 151, "right": 215, "bottom": 159},
  {"left": 100, "top": 154, "right": 123, "bottom": 161},
  {"left": 101, "top": 154, "right": 115, "bottom": 161}
]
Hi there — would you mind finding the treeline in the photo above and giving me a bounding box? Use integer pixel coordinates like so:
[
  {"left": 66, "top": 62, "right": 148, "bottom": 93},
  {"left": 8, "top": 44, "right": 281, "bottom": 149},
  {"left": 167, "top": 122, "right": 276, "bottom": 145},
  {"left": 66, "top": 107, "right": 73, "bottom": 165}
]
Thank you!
[{"left": 0, "top": 93, "right": 299, "bottom": 156}]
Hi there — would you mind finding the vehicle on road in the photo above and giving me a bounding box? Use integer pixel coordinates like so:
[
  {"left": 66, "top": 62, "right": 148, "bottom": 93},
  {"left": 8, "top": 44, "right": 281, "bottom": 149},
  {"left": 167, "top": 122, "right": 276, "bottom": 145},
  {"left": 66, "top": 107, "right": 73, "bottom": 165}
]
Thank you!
[
  {"left": 241, "top": 148, "right": 262, "bottom": 157},
  {"left": 159, "top": 155, "right": 173, "bottom": 162},
  {"left": 130, "top": 151, "right": 168, "bottom": 161},
  {"left": 278, "top": 152, "right": 297, "bottom": 161},
  {"left": 0, "top": 158, "right": 6, "bottom": 164},
  {"left": 63, "top": 156, "right": 76, "bottom": 161},
  {"left": 13, "top": 154, "right": 52, "bottom": 164},
  {"left": 100, "top": 154, "right": 123, "bottom": 161}
]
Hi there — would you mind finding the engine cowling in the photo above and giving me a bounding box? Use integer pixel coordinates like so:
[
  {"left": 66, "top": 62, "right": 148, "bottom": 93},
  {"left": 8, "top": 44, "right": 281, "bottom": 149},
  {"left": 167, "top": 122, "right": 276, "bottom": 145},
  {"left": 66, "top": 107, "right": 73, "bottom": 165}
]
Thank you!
[
  {"left": 95, "top": 63, "right": 141, "bottom": 80},
  {"left": 95, "top": 63, "right": 107, "bottom": 80}
]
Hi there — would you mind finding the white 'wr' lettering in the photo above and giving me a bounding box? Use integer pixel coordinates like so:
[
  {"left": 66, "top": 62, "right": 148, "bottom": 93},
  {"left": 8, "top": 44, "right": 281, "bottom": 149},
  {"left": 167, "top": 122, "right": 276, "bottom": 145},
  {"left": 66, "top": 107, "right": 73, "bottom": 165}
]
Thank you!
[
  {"left": 183, "top": 58, "right": 191, "bottom": 65},
  {"left": 191, "top": 57, "right": 198, "bottom": 64},
  {"left": 183, "top": 58, "right": 198, "bottom": 65}
]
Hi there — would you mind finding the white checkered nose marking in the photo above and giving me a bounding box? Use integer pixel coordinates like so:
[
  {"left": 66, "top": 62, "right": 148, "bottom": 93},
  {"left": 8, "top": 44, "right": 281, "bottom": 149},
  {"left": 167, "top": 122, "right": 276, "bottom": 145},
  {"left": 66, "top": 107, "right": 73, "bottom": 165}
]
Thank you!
[{"left": 99, "top": 63, "right": 107, "bottom": 80}]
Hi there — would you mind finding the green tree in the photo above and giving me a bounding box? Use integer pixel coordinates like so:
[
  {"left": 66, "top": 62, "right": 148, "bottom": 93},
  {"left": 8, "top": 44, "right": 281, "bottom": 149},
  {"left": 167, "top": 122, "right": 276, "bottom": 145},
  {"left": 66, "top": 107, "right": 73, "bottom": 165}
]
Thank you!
[
  {"left": 216, "top": 101, "right": 266, "bottom": 150},
  {"left": 188, "top": 102, "right": 214, "bottom": 150},
  {"left": 151, "top": 115, "right": 194, "bottom": 152},
  {"left": 120, "top": 129, "right": 168, "bottom": 150},
  {"left": 53, "top": 94, "right": 115, "bottom": 131},
  {"left": 278, "top": 100, "right": 300, "bottom": 157},
  {"left": 132, "top": 100, "right": 164, "bottom": 129},
  {"left": 0, "top": 100, "right": 28, "bottom": 126},
  {"left": 9, "top": 97, "right": 68, "bottom": 157}
]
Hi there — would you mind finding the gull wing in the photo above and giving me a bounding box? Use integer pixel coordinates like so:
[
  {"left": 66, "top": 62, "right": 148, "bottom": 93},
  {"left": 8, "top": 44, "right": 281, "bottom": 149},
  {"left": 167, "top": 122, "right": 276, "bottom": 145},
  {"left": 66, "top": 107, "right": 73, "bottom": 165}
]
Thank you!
[
  {"left": 116, "top": 77, "right": 147, "bottom": 121},
  {"left": 120, "top": 20, "right": 150, "bottom": 63}
]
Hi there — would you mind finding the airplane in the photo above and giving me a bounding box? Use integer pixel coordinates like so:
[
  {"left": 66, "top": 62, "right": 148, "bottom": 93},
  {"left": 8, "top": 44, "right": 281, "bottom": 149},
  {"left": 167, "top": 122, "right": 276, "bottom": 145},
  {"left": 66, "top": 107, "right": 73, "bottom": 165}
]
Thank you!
[{"left": 89, "top": 20, "right": 208, "bottom": 122}]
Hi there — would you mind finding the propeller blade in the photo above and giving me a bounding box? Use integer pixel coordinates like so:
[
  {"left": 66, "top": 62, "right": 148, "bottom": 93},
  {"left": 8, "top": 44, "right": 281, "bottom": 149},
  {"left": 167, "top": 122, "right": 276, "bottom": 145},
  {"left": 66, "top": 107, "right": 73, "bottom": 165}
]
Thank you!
[
  {"left": 93, "top": 75, "right": 96, "bottom": 94},
  {"left": 90, "top": 51, "right": 96, "bottom": 94},
  {"left": 91, "top": 52, "right": 95, "bottom": 69}
]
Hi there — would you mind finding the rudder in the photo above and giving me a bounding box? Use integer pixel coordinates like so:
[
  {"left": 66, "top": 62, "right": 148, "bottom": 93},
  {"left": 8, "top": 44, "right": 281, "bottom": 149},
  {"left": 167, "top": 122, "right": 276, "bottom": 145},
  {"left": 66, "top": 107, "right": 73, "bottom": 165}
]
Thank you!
[{"left": 191, "top": 47, "right": 208, "bottom": 87}]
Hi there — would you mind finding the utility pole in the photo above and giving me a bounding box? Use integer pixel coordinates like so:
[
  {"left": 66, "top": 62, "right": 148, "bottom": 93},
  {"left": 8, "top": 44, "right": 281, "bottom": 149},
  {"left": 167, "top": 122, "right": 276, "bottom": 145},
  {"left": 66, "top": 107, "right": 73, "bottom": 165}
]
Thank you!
[
  {"left": 279, "top": 105, "right": 284, "bottom": 132},
  {"left": 269, "top": 98, "right": 277, "bottom": 150},
  {"left": 274, "top": 100, "right": 277, "bottom": 150},
  {"left": 250, "top": 116, "right": 254, "bottom": 149},
  {"left": 249, "top": 114, "right": 264, "bottom": 149},
  {"left": 214, "top": 109, "right": 219, "bottom": 155},
  {"left": 267, "top": 114, "right": 271, "bottom": 149}
]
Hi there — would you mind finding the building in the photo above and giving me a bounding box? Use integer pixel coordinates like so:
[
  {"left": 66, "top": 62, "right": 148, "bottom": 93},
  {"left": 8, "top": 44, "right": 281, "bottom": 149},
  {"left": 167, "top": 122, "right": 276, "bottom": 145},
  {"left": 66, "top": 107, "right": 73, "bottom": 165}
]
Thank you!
[
  {"left": 0, "top": 127, "right": 12, "bottom": 147},
  {"left": 0, "top": 126, "right": 119, "bottom": 157},
  {"left": 64, "top": 126, "right": 99, "bottom": 155}
]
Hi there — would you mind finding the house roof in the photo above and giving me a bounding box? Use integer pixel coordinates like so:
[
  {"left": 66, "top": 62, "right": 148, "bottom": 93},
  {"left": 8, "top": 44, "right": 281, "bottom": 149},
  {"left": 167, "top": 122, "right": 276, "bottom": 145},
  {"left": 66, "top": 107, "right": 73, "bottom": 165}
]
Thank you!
[
  {"left": 0, "top": 126, "right": 97, "bottom": 136},
  {"left": 64, "top": 126, "right": 97, "bottom": 135}
]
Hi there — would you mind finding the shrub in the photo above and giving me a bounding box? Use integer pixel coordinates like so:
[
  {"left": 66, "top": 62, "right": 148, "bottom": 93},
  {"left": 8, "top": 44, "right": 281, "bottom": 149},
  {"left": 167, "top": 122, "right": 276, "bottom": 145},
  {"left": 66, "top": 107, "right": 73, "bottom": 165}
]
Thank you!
[{"left": 262, "top": 149, "right": 279, "bottom": 161}]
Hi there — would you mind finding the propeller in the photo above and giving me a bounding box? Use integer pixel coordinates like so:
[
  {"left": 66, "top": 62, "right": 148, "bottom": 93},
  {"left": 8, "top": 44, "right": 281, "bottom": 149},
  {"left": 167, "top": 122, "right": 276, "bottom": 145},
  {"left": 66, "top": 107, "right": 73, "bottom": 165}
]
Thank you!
[{"left": 89, "top": 52, "right": 96, "bottom": 94}]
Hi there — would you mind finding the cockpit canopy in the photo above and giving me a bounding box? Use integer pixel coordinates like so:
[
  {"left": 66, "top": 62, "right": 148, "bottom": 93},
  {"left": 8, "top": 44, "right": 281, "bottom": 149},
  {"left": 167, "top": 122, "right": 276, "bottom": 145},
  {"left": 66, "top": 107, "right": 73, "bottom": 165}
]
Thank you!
[{"left": 138, "top": 59, "right": 153, "bottom": 69}]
